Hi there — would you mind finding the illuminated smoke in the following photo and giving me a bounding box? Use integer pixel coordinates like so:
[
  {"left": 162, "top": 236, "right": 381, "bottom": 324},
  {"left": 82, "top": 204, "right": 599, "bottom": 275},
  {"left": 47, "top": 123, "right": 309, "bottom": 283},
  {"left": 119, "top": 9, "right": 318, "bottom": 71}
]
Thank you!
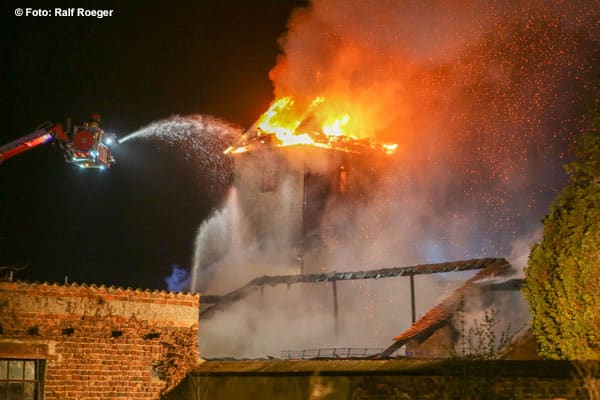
[
  {"left": 191, "top": 186, "right": 302, "bottom": 295},
  {"left": 190, "top": 188, "right": 249, "bottom": 294},
  {"left": 270, "top": 0, "right": 599, "bottom": 256},
  {"left": 163, "top": 264, "right": 190, "bottom": 292},
  {"left": 194, "top": 0, "right": 598, "bottom": 357}
]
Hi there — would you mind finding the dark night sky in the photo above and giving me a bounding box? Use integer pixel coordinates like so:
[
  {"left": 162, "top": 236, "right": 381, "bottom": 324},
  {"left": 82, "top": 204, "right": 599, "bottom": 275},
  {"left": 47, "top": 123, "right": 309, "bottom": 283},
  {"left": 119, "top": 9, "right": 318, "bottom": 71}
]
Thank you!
[{"left": 1, "top": 0, "right": 307, "bottom": 289}]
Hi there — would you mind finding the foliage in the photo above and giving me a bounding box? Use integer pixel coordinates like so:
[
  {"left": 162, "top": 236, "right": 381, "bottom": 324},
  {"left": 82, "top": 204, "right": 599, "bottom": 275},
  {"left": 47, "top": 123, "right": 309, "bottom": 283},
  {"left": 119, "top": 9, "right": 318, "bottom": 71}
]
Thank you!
[
  {"left": 573, "top": 361, "right": 600, "bottom": 400},
  {"left": 452, "top": 296, "right": 515, "bottom": 360},
  {"left": 156, "top": 328, "right": 200, "bottom": 395},
  {"left": 523, "top": 98, "right": 600, "bottom": 359}
]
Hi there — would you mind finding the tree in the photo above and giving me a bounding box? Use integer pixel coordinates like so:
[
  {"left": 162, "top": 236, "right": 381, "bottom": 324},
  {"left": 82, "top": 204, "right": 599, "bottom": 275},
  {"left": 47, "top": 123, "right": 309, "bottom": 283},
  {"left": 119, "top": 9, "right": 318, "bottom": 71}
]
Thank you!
[{"left": 523, "top": 98, "right": 600, "bottom": 359}]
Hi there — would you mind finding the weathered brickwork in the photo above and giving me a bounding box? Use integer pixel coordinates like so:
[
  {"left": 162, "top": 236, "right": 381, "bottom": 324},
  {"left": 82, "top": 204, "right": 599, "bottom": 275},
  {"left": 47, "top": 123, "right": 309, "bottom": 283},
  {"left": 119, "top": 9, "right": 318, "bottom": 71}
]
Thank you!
[{"left": 0, "top": 281, "right": 200, "bottom": 399}]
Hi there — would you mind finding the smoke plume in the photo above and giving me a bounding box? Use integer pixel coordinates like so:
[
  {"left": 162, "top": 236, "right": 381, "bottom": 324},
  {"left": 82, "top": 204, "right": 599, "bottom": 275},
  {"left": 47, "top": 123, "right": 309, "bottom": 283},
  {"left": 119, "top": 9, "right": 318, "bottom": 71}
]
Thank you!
[
  {"left": 194, "top": 0, "right": 599, "bottom": 357},
  {"left": 270, "top": 0, "right": 599, "bottom": 255}
]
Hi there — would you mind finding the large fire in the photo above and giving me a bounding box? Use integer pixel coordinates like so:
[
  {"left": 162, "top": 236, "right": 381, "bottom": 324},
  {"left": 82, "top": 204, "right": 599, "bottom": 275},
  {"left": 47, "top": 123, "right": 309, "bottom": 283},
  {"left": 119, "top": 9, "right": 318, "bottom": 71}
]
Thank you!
[{"left": 225, "top": 96, "right": 398, "bottom": 155}]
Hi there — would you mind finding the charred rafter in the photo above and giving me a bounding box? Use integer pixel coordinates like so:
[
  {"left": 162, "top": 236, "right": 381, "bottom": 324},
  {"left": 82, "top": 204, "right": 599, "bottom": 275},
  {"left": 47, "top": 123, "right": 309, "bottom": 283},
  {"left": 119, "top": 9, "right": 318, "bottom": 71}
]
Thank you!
[{"left": 200, "top": 258, "right": 510, "bottom": 319}]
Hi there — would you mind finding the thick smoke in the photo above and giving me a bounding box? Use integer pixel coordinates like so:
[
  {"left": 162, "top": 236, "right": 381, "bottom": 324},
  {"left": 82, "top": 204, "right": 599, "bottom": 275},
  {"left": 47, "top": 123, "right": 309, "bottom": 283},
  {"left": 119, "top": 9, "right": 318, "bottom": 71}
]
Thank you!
[
  {"left": 452, "top": 284, "right": 531, "bottom": 358},
  {"left": 271, "top": 0, "right": 599, "bottom": 257},
  {"left": 194, "top": 0, "right": 599, "bottom": 357}
]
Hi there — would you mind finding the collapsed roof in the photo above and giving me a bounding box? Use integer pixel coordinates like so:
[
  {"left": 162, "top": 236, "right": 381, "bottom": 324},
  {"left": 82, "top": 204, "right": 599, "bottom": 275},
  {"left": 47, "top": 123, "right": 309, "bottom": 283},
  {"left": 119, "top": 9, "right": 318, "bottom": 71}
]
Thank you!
[{"left": 381, "top": 259, "right": 518, "bottom": 357}]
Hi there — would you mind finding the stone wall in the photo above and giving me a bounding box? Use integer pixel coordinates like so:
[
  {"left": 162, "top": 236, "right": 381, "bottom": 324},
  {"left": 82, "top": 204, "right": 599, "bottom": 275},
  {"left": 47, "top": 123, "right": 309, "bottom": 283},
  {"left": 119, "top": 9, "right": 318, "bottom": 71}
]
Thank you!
[{"left": 0, "top": 281, "right": 199, "bottom": 399}]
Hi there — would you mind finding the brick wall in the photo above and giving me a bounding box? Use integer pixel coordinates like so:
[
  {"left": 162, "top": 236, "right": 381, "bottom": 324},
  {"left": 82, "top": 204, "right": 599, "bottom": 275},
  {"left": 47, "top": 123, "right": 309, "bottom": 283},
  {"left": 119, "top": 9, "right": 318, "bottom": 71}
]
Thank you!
[{"left": 0, "top": 281, "right": 200, "bottom": 399}]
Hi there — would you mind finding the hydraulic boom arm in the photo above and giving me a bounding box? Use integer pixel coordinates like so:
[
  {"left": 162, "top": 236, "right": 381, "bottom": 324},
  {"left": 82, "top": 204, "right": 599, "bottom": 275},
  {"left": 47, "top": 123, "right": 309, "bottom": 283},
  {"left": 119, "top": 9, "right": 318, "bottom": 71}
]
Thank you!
[{"left": 0, "top": 117, "right": 116, "bottom": 169}]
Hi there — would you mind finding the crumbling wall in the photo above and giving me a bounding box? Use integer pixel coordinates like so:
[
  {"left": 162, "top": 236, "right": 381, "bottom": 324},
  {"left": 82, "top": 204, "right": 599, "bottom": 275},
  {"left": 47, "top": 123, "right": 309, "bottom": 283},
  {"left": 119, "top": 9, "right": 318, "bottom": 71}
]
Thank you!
[{"left": 0, "top": 281, "right": 199, "bottom": 399}]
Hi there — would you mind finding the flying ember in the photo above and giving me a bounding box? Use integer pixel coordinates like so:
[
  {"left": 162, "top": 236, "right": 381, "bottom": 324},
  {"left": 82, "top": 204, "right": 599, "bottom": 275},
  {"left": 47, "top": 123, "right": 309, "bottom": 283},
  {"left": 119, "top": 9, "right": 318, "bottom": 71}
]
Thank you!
[{"left": 225, "top": 96, "right": 398, "bottom": 155}]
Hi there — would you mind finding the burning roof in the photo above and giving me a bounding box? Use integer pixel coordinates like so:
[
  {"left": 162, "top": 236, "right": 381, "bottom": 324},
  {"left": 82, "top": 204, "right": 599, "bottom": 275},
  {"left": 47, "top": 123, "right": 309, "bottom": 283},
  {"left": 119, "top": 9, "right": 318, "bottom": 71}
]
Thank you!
[{"left": 225, "top": 96, "right": 398, "bottom": 155}]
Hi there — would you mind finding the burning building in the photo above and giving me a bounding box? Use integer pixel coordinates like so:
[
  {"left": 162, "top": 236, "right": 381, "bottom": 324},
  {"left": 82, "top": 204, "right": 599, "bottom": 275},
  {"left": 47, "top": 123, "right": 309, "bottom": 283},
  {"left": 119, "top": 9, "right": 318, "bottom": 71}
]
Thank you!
[{"left": 226, "top": 96, "right": 397, "bottom": 275}]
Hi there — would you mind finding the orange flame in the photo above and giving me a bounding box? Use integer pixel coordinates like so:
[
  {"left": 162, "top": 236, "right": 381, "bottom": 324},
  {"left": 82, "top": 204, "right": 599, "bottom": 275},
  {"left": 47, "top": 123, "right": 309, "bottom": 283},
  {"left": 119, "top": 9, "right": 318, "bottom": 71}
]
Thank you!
[{"left": 225, "top": 96, "right": 397, "bottom": 155}]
